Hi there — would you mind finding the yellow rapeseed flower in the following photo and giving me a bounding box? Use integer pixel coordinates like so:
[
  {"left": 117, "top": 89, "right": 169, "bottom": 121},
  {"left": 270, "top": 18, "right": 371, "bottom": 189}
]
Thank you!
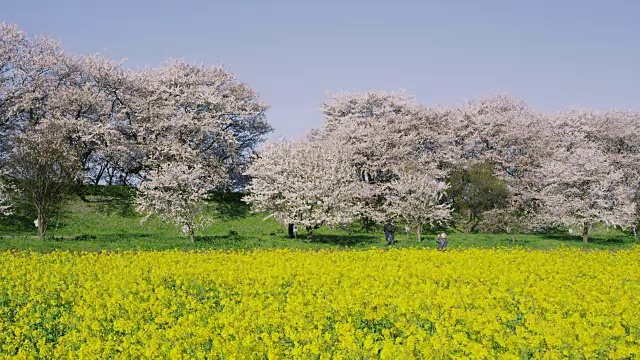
[{"left": 0, "top": 248, "right": 638, "bottom": 358}]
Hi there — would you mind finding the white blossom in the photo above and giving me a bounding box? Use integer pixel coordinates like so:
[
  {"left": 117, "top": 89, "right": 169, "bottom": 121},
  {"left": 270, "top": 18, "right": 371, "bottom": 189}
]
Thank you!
[
  {"left": 247, "top": 91, "right": 456, "bottom": 232},
  {"left": 531, "top": 110, "right": 636, "bottom": 241},
  {"left": 245, "top": 135, "right": 361, "bottom": 230},
  {"left": 0, "top": 176, "right": 11, "bottom": 216},
  {"left": 1, "top": 23, "right": 271, "bottom": 240},
  {"left": 136, "top": 161, "right": 223, "bottom": 242}
]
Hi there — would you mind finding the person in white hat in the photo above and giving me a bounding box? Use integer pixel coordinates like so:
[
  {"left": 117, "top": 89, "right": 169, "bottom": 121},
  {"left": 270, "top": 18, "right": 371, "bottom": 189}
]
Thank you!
[{"left": 436, "top": 232, "right": 448, "bottom": 251}]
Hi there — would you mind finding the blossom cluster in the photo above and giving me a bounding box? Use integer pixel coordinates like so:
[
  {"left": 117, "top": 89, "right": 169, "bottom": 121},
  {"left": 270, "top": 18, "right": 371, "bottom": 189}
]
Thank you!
[
  {"left": 247, "top": 91, "right": 640, "bottom": 242},
  {"left": 0, "top": 23, "right": 271, "bottom": 239}
]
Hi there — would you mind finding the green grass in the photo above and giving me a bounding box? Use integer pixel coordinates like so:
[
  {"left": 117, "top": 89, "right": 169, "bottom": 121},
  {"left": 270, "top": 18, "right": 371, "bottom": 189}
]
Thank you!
[{"left": 0, "top": 195, "right": 636, "bottom": 252}]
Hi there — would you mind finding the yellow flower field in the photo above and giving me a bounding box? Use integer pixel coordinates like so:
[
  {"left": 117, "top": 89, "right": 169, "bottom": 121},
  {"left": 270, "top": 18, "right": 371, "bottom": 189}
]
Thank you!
[{"left": 1, "top": 248, "right": 639, "bottom": 359}]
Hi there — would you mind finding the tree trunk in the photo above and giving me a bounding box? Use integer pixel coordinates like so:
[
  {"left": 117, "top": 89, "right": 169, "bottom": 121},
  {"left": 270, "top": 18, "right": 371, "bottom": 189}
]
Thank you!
[
  {"left": 633, "top": 224, "right": 637, "bottom": 241},
  {"left": 417, "top": 224, "right": 422, "bottom": 242},
  {"left": 464, "top": 209, "right": 479, "bottom": 234},
  {"left": 189, "top": 227, "right": 195, "bottom": 243},
  {"left": 37, "top": 213, "right": 46, "bottom": 240},
  {"left": 465, "top": 209, "right": 472, "bottom": 234},
  {"left": 465, "top": 217, "right": 479, "bottom": 234},
  {"left": 582, "top": 222, "right": 589, "bottom": 244},
  {"left": 107, "top": 169, "right": 115, "bottom": 186},
  {"left": 362, "top": 216, "right": 373, "bottom": 231},
  {"left": 287, "top": 223, "right": 294, "bottom": 239},
  {"left": 94, "top": 162, "right": 108, "bottom": 185}
]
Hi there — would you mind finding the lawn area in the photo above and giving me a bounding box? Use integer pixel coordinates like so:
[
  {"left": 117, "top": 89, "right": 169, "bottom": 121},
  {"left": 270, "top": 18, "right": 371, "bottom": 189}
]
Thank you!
[{"left": 0, "top": 195, "right": 636, "bottom": 252}]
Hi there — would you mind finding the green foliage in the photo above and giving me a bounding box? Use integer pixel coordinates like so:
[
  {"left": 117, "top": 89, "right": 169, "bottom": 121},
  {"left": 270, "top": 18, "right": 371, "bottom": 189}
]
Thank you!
[
  {"left": 447, "top": 162, "right": 511, "bottom": 233},
  {"left": 0, "top": 191, "right": 636, "bottom": 252}
]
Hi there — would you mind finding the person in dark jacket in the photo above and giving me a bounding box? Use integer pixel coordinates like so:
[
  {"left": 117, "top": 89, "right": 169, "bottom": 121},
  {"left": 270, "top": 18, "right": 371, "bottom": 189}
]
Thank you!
[{"left": 384, "top": 222, "right": 396, "bottom": 246}]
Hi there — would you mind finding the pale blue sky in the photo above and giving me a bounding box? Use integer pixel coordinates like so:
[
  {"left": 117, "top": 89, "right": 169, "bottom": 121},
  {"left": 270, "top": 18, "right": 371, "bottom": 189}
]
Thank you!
[{"left": 4, "top": 1, "right": 639, "bottom": 138}]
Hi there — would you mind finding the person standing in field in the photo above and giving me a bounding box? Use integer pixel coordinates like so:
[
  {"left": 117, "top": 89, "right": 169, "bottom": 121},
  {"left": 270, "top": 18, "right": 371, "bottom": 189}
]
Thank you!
[
  {"left": 384, "top": 222, "right": 396, "bottom": 246},
  {"left": 436, "top": 232, "right": 448, "bottom": 251}
]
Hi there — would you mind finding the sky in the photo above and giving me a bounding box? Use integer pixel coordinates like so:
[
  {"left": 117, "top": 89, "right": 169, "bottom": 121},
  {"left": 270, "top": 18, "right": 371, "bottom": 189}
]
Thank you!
[{"left": 4, "top": 0, "right": 639, "bottom": 139}]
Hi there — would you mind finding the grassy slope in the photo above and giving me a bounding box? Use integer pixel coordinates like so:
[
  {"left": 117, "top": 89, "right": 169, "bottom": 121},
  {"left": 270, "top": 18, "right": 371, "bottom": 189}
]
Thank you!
[{"left": 0, "top": 195, "right": 636, "bottom": 252}]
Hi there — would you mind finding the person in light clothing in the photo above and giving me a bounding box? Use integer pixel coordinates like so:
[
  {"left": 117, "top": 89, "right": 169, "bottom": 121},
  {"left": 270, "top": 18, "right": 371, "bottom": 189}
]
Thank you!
[{"left": 436, "top": 232, "right": 448, "bottom": 251}]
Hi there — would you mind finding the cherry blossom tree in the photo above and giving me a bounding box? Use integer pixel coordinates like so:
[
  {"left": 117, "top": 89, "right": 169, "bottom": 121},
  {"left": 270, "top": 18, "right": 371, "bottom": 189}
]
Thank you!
[
  {"left": 533, "top": 110, "right": 635, "bottom": 243},
  {"left": 1, "top": 22, "right": 70, "bottom": 149},
  {"left": 247, "top": 91, "right": 456, "bottom": 236},
  {"left": 129, "top": 60, "right": 269, "bottom": 238},
  {"left": 320, "top": 91, "right": 455, "bottom": 223},
  {"left": 386, "top": 165, "right": 450, "bottom": 241},
  {"left": 0, "top": 23, "right": 116, "bottom": 177},
  {"left": 136, "top": 161, "right": 223, "bottom": 242},
  {"left": 455, "top": 95, "right": 544, "bottom": 187},
  {"left": 60, "top": 55, "right": 134, "bottom": 187},
  {"left": 595, "top": 109, "right": 640, "bottom": 236},
  {"left": 0, "top": 23, "right": 86, "bottom": 238},
  {"left": 125, "top": 60, "right": 269, "bottom": 172},
  {"left": 3, "top": 120, "right": 80, "bottom": 239},
  {"left": 245, "top": 135, "right": 362, "bottom": 237},
  {"left": 1, "top": 23, "right": 271, "bottom": 185},
  {"left": 1, "top": 23, "right": 272, "bottom": 239}
]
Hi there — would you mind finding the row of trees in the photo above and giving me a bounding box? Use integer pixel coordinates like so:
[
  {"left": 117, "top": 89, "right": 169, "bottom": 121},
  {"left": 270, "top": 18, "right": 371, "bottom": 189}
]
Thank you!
[
  {"left": 2, "top": 23, "right": 638, "bottom": 243},
  {"left": 246, "top": 92, "right": 640, "bottom": 243},
  {"left": 0, "top": 23, "right": 271, "bottom": 241}
]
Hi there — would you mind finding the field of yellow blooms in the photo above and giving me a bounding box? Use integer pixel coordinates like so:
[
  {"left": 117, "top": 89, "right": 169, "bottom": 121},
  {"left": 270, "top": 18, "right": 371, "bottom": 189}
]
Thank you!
[{"left": 1, "top": 248, "right": 639, "bottom": 359}]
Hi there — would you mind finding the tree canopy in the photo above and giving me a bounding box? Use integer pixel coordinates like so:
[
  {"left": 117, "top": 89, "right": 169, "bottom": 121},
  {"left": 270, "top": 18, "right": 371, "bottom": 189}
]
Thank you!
[{"left": 0, "top": 23, "right": 272, "bottom": 239}]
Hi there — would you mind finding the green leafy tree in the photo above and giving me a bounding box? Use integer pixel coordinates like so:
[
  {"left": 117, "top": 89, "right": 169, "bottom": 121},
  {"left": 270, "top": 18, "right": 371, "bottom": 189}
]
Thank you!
[{"left": 448, "top": 162, "right": 510, "bottom": 233}]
